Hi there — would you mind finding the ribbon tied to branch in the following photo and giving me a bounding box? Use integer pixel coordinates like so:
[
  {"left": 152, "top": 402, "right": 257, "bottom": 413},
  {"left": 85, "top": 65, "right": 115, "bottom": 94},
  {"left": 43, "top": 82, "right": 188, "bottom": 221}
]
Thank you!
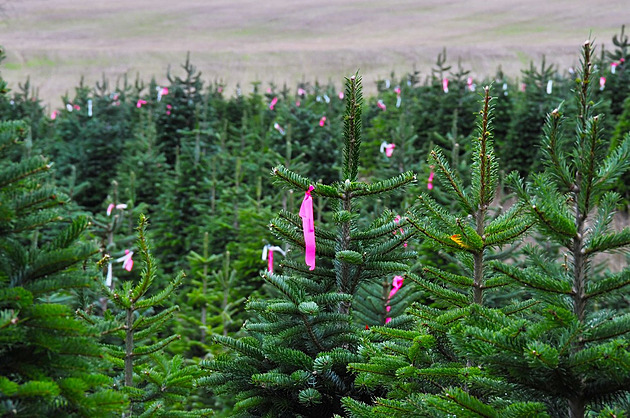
[
  {"left": 262, "top": 244, "right": 286, "bottom": 273},
  {"left": 299, "top": 186, "right": 316, "bottom": 270}
]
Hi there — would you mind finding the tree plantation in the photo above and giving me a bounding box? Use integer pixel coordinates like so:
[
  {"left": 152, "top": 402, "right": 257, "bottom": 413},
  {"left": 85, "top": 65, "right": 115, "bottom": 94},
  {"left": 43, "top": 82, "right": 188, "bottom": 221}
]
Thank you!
[{"left": 1, "top": 29, "right": 630, "bottom": 417}]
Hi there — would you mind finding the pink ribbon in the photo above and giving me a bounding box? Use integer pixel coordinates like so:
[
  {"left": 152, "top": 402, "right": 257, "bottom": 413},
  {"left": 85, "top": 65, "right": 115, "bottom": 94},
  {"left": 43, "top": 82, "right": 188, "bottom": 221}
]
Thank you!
[
  {"left": 268, "top": 247, "right": 274, "bottom": 272},
  {"left": 393, "top": 215, "right": 407, "bottom": 247},
  {"left": 600, "top": 77, "right": 606, "bottom": 90},
  {"left": 299, "top": 186, "right": 316, "bottom": 270},
  {"left": 339, "top": 91, "right": 344, "bottom": 100},
  {"left": 269, "top": 96, "right": 278, "bottom": 110},
  {"left": 51, "top": 111, "right": 58, "bottom": 120},
  {"left": 390, "top": 275, "right": 404, "bottom": 298},
  {"left": 377, "top": 100, "right": 386, "bottom": 111},
  {"left": 385, "top": 275, "right": 405, "bottom": 323},
  {"left": 467, "top": 77, "right": 475, "bottom": 91},
  {"left": 442, "top": 78, "right": 449, "bottom": 93},
  {"left": 166, "top": 104, "right": 172, "bottom": 115},
  {"left": 116, "top": 249, "right": 134, "bottom": 272},
  {"left": 427, "top": 171, "right": 434, "bottom": 190},
  {"left": 380, "top": 141, "right": 396, "bottom": 157},
  {"left": 106, "top": 203, "right": 128, "bottom": 216},
  {"left": 319, "top": 116, "right": 326, "bottom": 127},
  {"left": 157, "top": 87, "right": 169, "bottom": 101},
  {"left": 136, "top": 99, "right": 147, "bottom": 108}
]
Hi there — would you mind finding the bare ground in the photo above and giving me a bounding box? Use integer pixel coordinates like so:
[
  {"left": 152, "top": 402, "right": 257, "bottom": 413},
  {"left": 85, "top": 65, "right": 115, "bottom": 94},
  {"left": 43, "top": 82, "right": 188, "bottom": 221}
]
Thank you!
[{"left": 0, "top": 0, "right": 628, "bottom": 107}]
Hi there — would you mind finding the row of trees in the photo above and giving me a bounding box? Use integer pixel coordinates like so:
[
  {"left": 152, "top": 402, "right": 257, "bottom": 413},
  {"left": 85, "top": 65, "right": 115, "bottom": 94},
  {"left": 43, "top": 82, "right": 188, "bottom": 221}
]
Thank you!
[{"left": 1, "top": 30, "right": 630, "bottom": 416}]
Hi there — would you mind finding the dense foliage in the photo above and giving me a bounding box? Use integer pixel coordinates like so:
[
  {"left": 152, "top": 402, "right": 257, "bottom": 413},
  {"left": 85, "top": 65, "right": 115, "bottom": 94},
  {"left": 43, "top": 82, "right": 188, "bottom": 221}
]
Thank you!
[{"left": 1, "top": 27, "right": 629, "bottom": 417}]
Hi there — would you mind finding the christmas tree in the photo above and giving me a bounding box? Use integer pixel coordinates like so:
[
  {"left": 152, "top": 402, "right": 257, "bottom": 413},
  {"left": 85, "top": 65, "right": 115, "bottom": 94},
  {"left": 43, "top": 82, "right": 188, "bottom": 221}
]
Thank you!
[
  {"left": 449, "top": 40, "right": 630, "bottom": 417},
  {"left": 0, "top": 118, "right": 127, "bottom": 415},
  {"left": 199, "top": 73, "right": 416, "bottom": 416}
]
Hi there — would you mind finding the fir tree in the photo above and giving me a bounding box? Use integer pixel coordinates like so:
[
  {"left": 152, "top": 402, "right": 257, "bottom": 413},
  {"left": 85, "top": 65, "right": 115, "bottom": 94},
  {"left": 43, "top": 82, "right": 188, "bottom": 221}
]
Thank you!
[
  {"left": 0, "top": 119, "right": 127, "bottom": 416},
  {"left": 199, "top": 74, "right": 416, "bottom": 417},
  {"left": 343, "top": 85, "right": 542, "bottom": 417},
  {"left": 451, "top": 40, "right": 630, "bottom": 417},
  {"left": 78, "top": 215, "right": 210, "bottom": 416}
]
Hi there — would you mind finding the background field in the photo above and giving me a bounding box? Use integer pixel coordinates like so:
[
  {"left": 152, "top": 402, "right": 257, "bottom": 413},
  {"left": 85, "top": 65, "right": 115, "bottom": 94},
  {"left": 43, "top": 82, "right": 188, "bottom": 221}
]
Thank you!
[{"left": 0, "top": 0, "right": 627, "bottom": 107}]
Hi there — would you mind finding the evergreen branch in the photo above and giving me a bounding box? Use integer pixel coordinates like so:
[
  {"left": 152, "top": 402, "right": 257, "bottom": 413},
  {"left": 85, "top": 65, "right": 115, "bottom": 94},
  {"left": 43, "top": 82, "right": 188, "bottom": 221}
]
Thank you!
[
  {"left": 540, "top": 107, "right": 574, "bottom": 190},
  {"left": 366, "top": 235, "right": 416, "bottom": 259},
  {"left": 0, "top": 120, "right": 29, "bottom": 153},
  {"left": 584, "top": 228, "right": 630, "bottom": 255},
  {"left": 501, "top": 299, "right": 540, "bottom": 316},
  {"left": 578, "top": 114, "right": 604, "bottom": 215},
  {"left": 132, "top": 305, "right": 180, "bottom": 334},
  {"left": 44, "top": 215, "right": 90, "bottom": 251},
  {"left": 26, "top": 245, "right": 99, "bottom": 284},
  {"left": 484, "top": 200, "right": 528, "bottom": 235},
  {"left": 491, "top": 262, "right": 573, "bottom": 295},
  {"left": 437, "top": 387, "right": 497, "bottom": 418},
  {"left": 369, "top": 326, "right": 419, "bottom": 341},
  {"left": 210, "top": 335, "right": 265, "bottom": 361},
  {"left": 587, "top": 191, "right": 620, "bottom": 239},
  {"left": 25, "top": 275, "right": 92, "bottom": 295},
  {"left": 352, "top": 217, "right": 410, "bottom": 241},
  {"left": 131, "top": 334, "right": 180, "bottom": 356},
  {"left": 530, "top": 202, "right": 575, "bottom": 241},
  {"left": 0, "top": 155, "right": 51, "bottom": 189},
  {"left": 130, "top": 214, "right": 156, "bottom": 304},
  {"left": 595, "top": 133, "right": 630, "bottom": 190},
  {"left": 429, "top": 149, "right": 474, "bottom": 213},
  {"left": 261, "top": 272, "right": 305, "bottom": 306},
  {"left": 406, "top": 215, "right": 465, "bottom": 251},
  {"left": 362, "top": 261, "right": 410, "bottom": 274},
  {"left": 301, "top": 312, "right": 326, "bottom": 352},
  {"left": 7, "top": 211, "right": 63, "bottom": 235},
  {"left": 135, "top": 271, "right": 185, "bottom": 309},
  {"left": 411, "top": 193, "right": 458, "bottom": 228},
  {"left": 482, "top": 276, "right": 512, "bottom": 289},
  {"left": 455, "top": 219, "right": 484, "bottom": 252},
  {"left": 422, "top": 266, "right": 474, "bottom": 288},
  {"left": 585, "top": 270, "right": 630, "bottom": 300},
  {"left": 484, "top": 221, "right": 534, "bottom": 247},
  {"left": 270, "top": 217, "right": 337, "bottom": 257},
  {"left": 351, "top": 171, "right": 416, "bottom": 197},
  {"left": 6, "top": 186, "right": 60, "bottom": 216},
  {"left": 407, "top": 272, "right": 469, "bottom": 307},
  {"left": 582, "top": 313, "right": 630, "bottom": 343}
]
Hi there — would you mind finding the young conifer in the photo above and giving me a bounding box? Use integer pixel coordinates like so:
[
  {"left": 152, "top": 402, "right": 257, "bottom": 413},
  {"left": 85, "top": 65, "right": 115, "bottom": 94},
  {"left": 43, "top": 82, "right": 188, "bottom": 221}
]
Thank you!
[
  {"left": 78, "top": 215, "right": 210, "bottom": 416},
  {"left": 450, "top": 40, "right": 630, "bottom": 418},
  {"left": 344, "top": 85, "right": 545, "bottom": 417},
  {"left": 199, "top": 73, "right": 416, "bottom": 417},
  {"left": 0, "top": 119, "right": 127, "bottom": 416}
]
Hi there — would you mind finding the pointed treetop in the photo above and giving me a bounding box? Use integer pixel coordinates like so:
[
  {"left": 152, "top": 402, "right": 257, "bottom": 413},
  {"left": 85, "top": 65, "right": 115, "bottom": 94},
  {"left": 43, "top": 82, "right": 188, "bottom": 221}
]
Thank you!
[{"left": 343, "top": 72, "right": 363, "bottom": 182}]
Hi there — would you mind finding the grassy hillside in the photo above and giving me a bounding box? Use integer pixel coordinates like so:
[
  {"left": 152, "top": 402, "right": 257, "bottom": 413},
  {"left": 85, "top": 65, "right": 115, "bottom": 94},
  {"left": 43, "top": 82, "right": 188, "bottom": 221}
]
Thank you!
[{"left": 0, "top": 0, "right": 627, "bottom": 106}]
